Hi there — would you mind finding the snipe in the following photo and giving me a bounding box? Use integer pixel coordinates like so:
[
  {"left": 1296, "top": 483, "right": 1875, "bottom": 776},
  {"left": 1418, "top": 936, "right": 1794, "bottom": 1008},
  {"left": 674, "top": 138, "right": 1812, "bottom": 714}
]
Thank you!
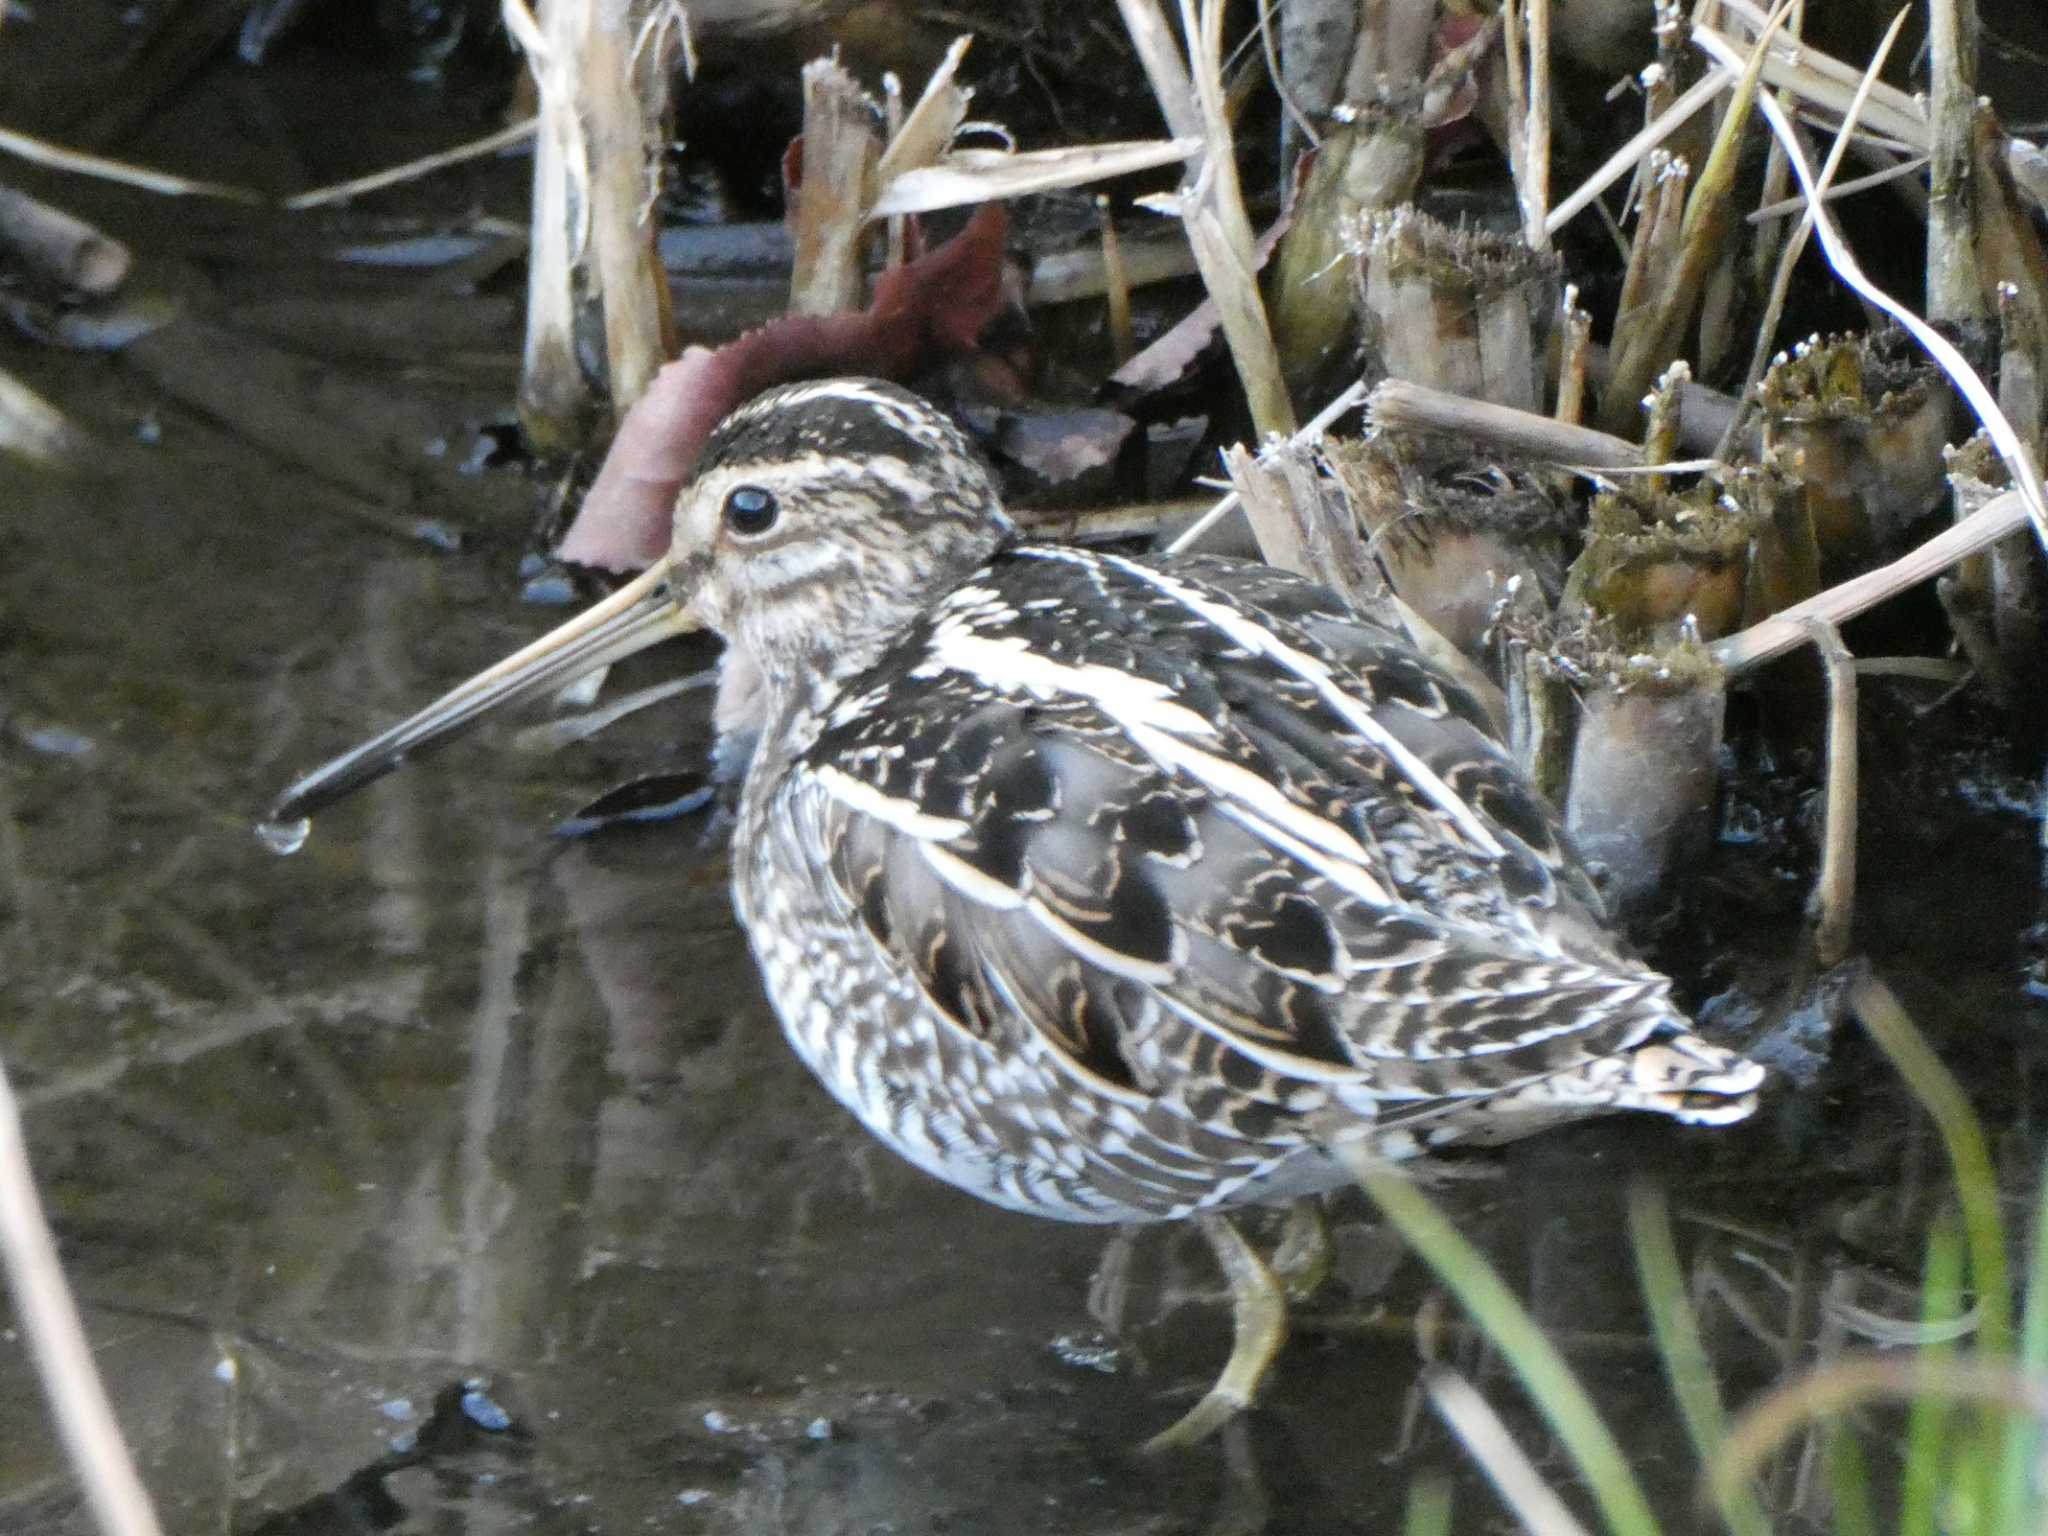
[{"left": 269, "top": 378, "right": 1763, "bottom": 1448}]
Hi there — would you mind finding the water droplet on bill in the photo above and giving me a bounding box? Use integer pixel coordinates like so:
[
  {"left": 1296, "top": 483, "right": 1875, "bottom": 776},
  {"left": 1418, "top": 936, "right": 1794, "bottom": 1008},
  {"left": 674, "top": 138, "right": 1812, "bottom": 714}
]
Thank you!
[{"left": 256, "top": 817, "right": 311, "bottom": 856}]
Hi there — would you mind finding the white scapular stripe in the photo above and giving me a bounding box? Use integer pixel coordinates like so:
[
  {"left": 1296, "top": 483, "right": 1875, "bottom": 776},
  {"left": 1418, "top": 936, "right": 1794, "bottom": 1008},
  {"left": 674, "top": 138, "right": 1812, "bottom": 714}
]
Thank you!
[
  {"left": 1025, "top": 897, "right": 1181, "bottom": 986},
  {"left": 1091, "top": 552, "right": 1508, "bottom": 860},
  {"left": 812, "top": 764, "right": 970, "bottom": 840},
  {"left": 914, "top": 626, "right": 1221, "bottom": 741},
  {"left": 1126, "top": 722, "right": 1392, "bottom": 907},
  {"left": 920, "top": 840, "right": 1026, "bottom": 910}
]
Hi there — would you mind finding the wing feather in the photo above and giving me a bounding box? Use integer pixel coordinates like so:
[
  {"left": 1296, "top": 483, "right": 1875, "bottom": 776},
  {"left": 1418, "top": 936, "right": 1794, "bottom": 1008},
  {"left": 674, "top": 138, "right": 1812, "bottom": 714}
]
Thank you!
[{"left": 799, "top": 547, "right": 1677, "bottom": 1118}]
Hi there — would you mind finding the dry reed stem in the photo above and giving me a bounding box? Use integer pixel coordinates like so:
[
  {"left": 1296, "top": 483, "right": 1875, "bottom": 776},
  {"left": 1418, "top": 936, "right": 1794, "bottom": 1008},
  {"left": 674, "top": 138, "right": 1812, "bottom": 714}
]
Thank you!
[
  {"left": 1164, "top": 377, "right": 1372, "bottom": 554},
  {"left": 508, "top": 0, "right": 597, "bottom": 449},
  {"left": 1546, "top": 68, "right": 1729, "bottom": 238},
  {"left": 0, "top": 365, "right": 85, "bottom": 466},
  {"left": 585, "top": 7, "right": 679, "bottom": 412},
  {"left": 1555, "top": 288, "right": 1591, "bottom": 425},
  {"left": 790, "top": 58, "right": 880, "bottom": 316},
  {"left": 1118, "top": 0, "right": 1295, "bottom": 439},
  {"left": 1601, "top": 0, "right": 1800, "bottom": 437},
  {"left": 1425, "top": 1369, "right": 1594, "bottom": 1536},
  {"left": 1693, "top": 27, "right": 2048, "bottom": 555},
  {"left": 285, "top": 119, "right": 538, "bottom": 210},
  {"left": 1722, "top": 6, "right": 1910, "bottom": 461},
  {"left": 1709, "top": 489, "right": 2029, "bottom": 671},
  {"left": 0, "top": 127, "right": 255, "bottom": 202},
  {"left": 1522, "top": 0, "right": 1552, "bottom": 250},
  {"left": 1925, "top": 0, "right": 1983, "bottom": 322},
  {"left": 0, "top": 1057, "right": 166, "bottom": 1536},
  {"left": 1801, "top": 618, "right": 1857, "bottom": 966},
  {"left": 1747, "top": 154, "right": 1929, "bottom": 221},
  {"left": 1097, "top": 197, "right": 1135, "bottom": 365},
  {"left": 1368, "top": 380, "right": 1642, "bottom": 469}
]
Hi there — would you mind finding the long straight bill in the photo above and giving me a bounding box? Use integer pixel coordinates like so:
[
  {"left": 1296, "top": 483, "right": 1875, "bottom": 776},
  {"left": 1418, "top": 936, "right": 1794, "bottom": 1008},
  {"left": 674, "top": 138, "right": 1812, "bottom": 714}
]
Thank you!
[{"left": 267, "top": 560, "right": 697, "bottom": 827}]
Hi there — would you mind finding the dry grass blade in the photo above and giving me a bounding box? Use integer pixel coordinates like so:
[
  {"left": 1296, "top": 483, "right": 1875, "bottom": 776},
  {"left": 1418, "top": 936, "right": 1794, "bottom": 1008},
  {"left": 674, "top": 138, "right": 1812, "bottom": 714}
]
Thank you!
[
  {"left": 1723, "top": 6, "right": 1911, "bottom": 454},
  {"left": 0, "top": 1057, "right": 167, "bottom": 1536},
  {"left": 285, "top": 118, "right": 538, "bottom": 210},
  {"left": 1692, "top": 28, "right": 2048, "bottom": 554},
  {"left": 1545, "top": 69, "right": 1729, "bottom": 239},
  {"left": 873, "top": 138, "right": 1201, "bottom": 216},
  {"left": 874, "top": 33, "right": 973, "bottom": 187},
  {"left": 1707, "top": 1356, "right": 2048, "bottom": 1513}
]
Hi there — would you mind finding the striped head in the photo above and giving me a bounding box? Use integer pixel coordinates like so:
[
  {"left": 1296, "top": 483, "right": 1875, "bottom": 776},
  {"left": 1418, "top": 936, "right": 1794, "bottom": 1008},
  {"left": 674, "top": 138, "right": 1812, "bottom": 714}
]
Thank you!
[{"left": 670, "top": 379, "right": 1013, "bottom": 681}]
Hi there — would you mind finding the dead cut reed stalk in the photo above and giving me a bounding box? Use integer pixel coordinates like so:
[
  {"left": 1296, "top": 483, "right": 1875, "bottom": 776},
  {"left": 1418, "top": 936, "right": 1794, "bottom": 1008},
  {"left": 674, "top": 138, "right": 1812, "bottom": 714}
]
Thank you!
[
  {"left": 0, "top": 1056, "right": 166, "bottom": 1536},
  {"left": 1354, "top": 208, "right": 1559, "bottom": 412}
]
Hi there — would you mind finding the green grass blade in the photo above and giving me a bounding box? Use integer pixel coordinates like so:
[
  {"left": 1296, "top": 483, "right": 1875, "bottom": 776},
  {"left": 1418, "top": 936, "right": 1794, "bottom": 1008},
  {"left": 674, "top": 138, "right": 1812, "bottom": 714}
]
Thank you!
[
  {"left": 1991, "top": 1146, "right": 2048, "bottom": 1533},
  {"left": 1849, "top": 973, "right": 2011, "bottom": 1355},
  {"left": 1403, "top": 1473, "right": 1454, "bottom": 1536},
  {"left": 1626, "top": 1179, "right": 1772, "bottom": 1536},
  {"left": 1899, "top": 1211, "right": 1964, "bottom": 1536},
  {"left": 1353, "top": 1161, "right": 1661, "bottom": 1536},
  {"left": 1824, "top": 1421, "right": 1876, "bottom": 1536}
]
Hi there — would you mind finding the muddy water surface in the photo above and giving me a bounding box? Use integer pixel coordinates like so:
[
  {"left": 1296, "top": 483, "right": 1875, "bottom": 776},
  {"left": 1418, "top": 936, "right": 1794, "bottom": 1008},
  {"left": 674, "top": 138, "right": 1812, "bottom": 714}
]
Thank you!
[{"left": 3, "top": 39, "right": 2048, "bottom": 1536}]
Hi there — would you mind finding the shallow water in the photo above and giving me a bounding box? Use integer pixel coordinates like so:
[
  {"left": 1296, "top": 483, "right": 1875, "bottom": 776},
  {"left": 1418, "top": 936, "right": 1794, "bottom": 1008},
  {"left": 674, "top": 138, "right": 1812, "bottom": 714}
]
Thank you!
[{"left": 5, "top": 29, "right": 2048, "bottom": 1536}]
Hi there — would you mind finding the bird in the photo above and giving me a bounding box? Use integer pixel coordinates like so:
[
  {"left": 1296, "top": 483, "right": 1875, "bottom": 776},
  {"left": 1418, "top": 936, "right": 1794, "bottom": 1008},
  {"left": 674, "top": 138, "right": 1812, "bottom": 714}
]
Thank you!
[{"left": 268, "top": 377, "right": 1765, "bottom": 1449}]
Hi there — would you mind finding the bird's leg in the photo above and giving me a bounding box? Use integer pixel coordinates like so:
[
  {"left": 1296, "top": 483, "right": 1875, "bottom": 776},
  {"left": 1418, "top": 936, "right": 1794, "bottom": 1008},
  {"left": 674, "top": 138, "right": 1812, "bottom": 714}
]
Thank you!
[
  {"left": 1270, "top": 1198, "right": 1332, "bottom": 1302},
  {"left": 1087, "top": 1223, "right": 1142, "bottom": 1338},
  {"left": 1141, "top": 1213, "right": 1288, "bottom": 1454}
]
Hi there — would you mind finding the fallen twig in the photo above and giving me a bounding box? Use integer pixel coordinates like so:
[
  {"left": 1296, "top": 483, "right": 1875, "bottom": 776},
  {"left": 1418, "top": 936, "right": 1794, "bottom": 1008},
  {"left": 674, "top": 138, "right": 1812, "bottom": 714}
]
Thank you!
[
  {"left": 0, "top": 125, "right": 257, "bottom": 202},
  {"left": 1709, "top": 490, "right": 2029, "bottom": 672}
]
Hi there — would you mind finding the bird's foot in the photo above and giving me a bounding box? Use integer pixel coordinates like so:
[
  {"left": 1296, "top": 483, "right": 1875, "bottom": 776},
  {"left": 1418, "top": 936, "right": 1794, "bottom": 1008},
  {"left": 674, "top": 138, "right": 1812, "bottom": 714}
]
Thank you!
[{"left": 1141, "top": 1214, "right": 1287, "bottom": 1454}]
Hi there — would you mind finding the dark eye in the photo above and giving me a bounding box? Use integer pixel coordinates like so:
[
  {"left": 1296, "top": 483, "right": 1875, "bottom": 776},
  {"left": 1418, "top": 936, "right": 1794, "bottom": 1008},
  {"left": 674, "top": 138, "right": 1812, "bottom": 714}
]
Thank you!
[{"left": 722, "top": 485, "right": 779, "bottom": 537}]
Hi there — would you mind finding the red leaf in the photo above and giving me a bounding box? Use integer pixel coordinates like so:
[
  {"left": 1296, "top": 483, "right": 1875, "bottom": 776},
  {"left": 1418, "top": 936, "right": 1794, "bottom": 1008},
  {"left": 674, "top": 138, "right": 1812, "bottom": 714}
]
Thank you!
[{"left": 557, "top": 203, "right": 1011, "bottom": 572}]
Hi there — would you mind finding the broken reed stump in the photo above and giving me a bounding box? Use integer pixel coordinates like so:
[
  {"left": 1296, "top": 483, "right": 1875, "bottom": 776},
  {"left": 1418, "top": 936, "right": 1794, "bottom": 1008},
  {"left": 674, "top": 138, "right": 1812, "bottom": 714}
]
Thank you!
[
  {"left": 1561, "top": 644, "right": 1726, "bottom": 928},
  {"left": 1267, "top": 104, "right": 1424, "bottom": 401},
  {"left": 1328, "top": 434, "right": 1569, "bottom": 662},
  {"left": 517, "top": 0, "right": 684, "bottom": 453},
  {"left": 0, "top": 185, "right": 129, "bottom": 296},
  {"left": 1758, "top": 332, "right": 1956, "bottom": 579},
  {"left": 1507, "top": 471, "right": 1759, "bottom": 924},
  {"left": 1938, "top": 432, "right": 2044, "bottom": 720},
  {"left": 790, "top": 57, "right": 882, "bottom": 316},
  {"left": 1354, "top": 206, "right": 1560, "bottom": 411}
]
